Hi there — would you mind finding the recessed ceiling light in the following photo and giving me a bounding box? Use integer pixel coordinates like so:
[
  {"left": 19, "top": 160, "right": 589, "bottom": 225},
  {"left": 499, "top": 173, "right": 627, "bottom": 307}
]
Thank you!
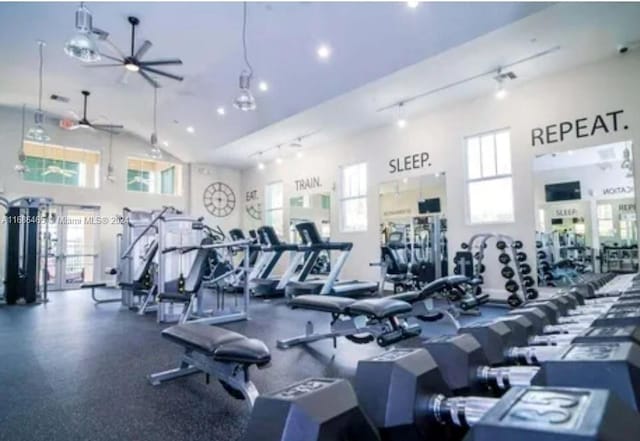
[
  {"left": 257, "top": 162, "right": 265, "bottom": 170},
  {"left": 407, "top": 1, "right": 420, "bottom": 9},
  {"left": 396, "top": 118, "right": 407, "bottom": 129},
  {"left": 186, "top": 126, "right": 195, "bottom": 134},
  {"left": 296, "top": 151, "right": 303, "bottom": 159},
  {"left": 258, "top": 81, "right": 269, "bottom": 92},
  {"left": 317, "top": 44, "right": 331, "bottom": 60},
  {"left": 275, "top": 157, "right": 283, "bottom": 165},
  {"left": 217, "top": 106, "right": 226, "bottom": 116},
  {"left": 162, "top": 141, "right": 169, "bottom": 147}
]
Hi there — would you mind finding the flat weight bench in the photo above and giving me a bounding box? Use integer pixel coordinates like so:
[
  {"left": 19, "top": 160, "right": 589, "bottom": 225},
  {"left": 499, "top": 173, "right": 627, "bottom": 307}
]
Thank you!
[
  {"left": 148, "top": 323, "right": 271, "bottom": 409},
  {"left": 276, "top": 295, "right": 421, "bottom": 349}
]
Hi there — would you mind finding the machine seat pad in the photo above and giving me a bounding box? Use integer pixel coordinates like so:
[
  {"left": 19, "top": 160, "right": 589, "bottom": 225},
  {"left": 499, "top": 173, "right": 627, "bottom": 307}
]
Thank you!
[
  {"left": 157, "top": 292, "right": 191, "bottom": 302},
  {"left": 287, "top": 295, "right": 355, "bottom": 313},
  {"left": 162, "top": 324, "right": 246, "bottom": 354},
  {"left": 81, "top": 282, "right": 107, "bottom": 288},
  {"left": 389, "top": 291, "right": 421, "bottom": 303},
  {"left": 445, "top": 275, "right": 472, "bottom": 286},
  {"left": 347, "top": 298, "right": 412, "bottom": 319},
  {"left": 214, "top": 338, "right": 271, "bottom": 366}
]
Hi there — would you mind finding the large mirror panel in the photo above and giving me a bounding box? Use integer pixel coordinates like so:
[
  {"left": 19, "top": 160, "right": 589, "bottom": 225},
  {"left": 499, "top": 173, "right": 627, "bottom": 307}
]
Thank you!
[
  {"left": 534, "top": 141, "right": 637, "bottom": 285},
  {"left": 288, "top": 193, "right": 331, "bottom": 275},
  {"left": 379, "top": 172, "right": 447, "bottom": 291}
]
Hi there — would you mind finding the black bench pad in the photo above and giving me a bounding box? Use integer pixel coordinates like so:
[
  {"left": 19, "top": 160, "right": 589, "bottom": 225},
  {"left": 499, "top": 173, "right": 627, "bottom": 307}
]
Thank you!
[
  {"left": 288, "top": 295, "right": 356, "bottom": 313},
  {"left": 162, "top": 324, "right": 271, "bottom": 366},
  {"left": 158, "top": 292, "right": 191, "bottom": 302},
  {"left": 389, "top": 291, "right": 421, "bottom": 303},
  {"left": 81, "top": 282, "right": 107, "bottom": 288},
  {"left": 347, "top": 298, "right": 412, "bottom": 318}
]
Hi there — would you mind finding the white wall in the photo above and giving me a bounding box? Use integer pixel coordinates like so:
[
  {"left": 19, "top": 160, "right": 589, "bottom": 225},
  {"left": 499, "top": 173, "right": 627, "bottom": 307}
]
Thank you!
[
  {"left": 241, "top": 52, "right": 640, "bottom": 298},
  {"left": 0, "top": 106, "right": 241, "bottom": 282}
]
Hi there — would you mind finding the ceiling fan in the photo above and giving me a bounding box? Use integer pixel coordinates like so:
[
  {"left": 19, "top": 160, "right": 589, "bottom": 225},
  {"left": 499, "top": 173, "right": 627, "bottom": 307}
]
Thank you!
[
  {"left": 128, "top": 175, "right": 150, "bottom": 186},
  {"left": 88, "top": 16, "right": 183, "bottom": 88},
  {"left": 68, "top": 90, "right": 124, "bottom": 133},
  {"left": 42, "top": 165, "right": 78, "bottom": 178}
]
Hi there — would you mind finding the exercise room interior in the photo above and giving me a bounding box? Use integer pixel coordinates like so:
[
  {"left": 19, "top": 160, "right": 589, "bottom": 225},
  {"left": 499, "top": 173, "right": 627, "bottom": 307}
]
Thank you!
[{"left": 2, "top": 1, "right": 640, "bottom": 441}]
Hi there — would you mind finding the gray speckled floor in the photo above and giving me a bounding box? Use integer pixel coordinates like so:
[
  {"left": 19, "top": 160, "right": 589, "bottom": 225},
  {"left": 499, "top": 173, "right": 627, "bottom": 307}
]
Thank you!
[{"left": 0, "top": 289, "right": 504, "bottom": 441}]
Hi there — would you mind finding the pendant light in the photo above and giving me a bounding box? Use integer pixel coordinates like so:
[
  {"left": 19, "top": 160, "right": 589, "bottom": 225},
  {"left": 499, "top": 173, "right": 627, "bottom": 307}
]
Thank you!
[
  {"left": 64, "top": 2, "right": 101, "bottom": 63},
  {"left": 106, "top": 130, "right": 115, "bottom": 182},
  {"left": 149, "top": 87, "right": 163, "bottom": 159},
  {"left": 26, "top": 41, "right": 50, "bottom": 143},
  {"left": 233, "top": 2, "right": 257, "bottom": 111},
  {"left": 15, "top": 105, "right": 29, "bottom": 174}
]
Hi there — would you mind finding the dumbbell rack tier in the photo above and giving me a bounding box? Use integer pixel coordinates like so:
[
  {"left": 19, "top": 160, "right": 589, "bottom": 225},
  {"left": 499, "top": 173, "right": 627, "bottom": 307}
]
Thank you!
[{"left": 467, "top": 233, "right": 527, "bottom": 306}]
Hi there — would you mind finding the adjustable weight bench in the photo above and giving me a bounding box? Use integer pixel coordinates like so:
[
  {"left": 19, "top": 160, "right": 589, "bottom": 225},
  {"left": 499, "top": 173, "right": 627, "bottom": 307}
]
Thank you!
[
  {"left": 389, "top": 275, "right": 490, "bottom": 330},
  {"left": 276, "top": 295, "right": 421, "bottom": 349},
  {"left": 148, "top": 323, "right": 271, "bottom": 409}
]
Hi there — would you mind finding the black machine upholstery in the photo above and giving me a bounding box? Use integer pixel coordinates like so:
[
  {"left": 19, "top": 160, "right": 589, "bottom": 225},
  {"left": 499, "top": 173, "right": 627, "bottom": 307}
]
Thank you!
[
  {"left": 162, "top": 324, "right": 271, "bottom": 366},
  {"left": 288, "top": 294, "right": 411, "bottom": 319}
]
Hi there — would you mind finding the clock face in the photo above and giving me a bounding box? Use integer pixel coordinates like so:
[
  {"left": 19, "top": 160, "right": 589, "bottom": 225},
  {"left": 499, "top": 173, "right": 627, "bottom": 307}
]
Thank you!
[
  {"left": 246, "top": 203, "right": 262, "bottom": 221},
  {"left": 203, "top": 182, "right": 236, "bottom": 217}
]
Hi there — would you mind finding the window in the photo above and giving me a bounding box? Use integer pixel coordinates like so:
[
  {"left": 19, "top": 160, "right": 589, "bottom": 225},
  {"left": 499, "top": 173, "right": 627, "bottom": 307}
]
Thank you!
[
  {"left": 597, "top": 204, "right": 614, "bottom": 237},
  {"left": 340, "top": 162, "right": 368, "bottom": 232},
  {"left": 465, "top": 130, "right": 514, "bottom": 224},
  {"left": 265, "top": 182, "right": 284, "bottom": 236},
  {"left": 127, "top": 158, "right": 182, "bottom": 196},
  {"left": 22, "top": 141, "right": 100, "bottom": 188}
]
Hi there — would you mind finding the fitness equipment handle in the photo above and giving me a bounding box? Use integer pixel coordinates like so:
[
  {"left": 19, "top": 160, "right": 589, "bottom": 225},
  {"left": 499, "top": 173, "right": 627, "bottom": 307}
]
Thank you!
[
  {"left": 429, "top": 394, "right": 498, "bottom": 427},
  {"left": 476, "top": 366, "right": 539, "bottom": 390},
  {"left": 121, "top": 206, "right": 172, "bottom": 259},
  {"left": 504, "top": 346, "right": 565, "bottom": 365}
]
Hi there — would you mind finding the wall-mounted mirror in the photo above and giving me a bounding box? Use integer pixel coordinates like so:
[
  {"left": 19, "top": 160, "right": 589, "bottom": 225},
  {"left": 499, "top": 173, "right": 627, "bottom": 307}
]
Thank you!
[
  {"left": 534, "top": 140, "right": 637, "bottom": 285},
  {"left": 378, "top": 172, "right": 447, "bottom": 291},
  {"left": 288, "top": 193, "right": 331, "bottom": 274}
]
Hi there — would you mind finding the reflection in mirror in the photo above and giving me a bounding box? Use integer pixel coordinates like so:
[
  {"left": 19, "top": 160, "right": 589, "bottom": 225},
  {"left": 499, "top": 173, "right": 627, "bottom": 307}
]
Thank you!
[
  {"left": 534, "top": 141, "right": 637, "bottom": 286},
  {"left": 378, "top": 173, "right": 447, "bottom": 292},
  {"left": 289, "top": 193, "right": 331, "bottom": 275}
]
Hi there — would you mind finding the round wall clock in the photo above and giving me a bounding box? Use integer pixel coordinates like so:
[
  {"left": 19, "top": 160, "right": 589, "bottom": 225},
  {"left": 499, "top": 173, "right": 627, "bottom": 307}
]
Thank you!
[{"left": 203, "top": 182, "right": 236, "bottom": 217}]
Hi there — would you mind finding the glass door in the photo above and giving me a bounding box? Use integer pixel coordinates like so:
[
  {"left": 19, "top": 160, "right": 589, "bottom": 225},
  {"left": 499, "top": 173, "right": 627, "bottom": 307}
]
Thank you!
[
  {"left": 43, "top": 205, "right": 99, "bottom": 290},
  {"left": 61, "top": 206, "right": 99, "bottom": 289}
]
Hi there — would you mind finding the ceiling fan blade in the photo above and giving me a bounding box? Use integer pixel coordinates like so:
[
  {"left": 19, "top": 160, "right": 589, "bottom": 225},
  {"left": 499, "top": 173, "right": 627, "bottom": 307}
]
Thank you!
[
  {"left": 118, "top": 70, "right": 131, "bottom": 85},
  {"left": 140, "top": 66, "right": 184, "bottom": 81},
  {"left": 135, "top": 40, "right": 153, "bottom": 60},
  {"left": 84, "top": 63, "right": 123, "bottom": 68},
  {"left": 139, "top": 70, "right": 160, "bottom": 88},
  {"left": 98, "top": 52, "right": 124, "bottom": 63},
  {"left": 67, "top": 110, "right": 81, "bottom": 120},
  {"left": 103, "top": 39, "right": 127, "bottom": 59},
  {"left": 139, "top": 58, "right": 183, "bottom": 66},
  {"left": 92, "top": 124, "right": 124, "bottom": 130}
]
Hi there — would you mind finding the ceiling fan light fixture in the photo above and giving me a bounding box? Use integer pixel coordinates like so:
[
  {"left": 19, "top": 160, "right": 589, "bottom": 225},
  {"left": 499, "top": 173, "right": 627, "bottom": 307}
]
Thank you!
[
  {"left": 124, "top": 62, "right": 140, "bottom": 72},
  {"left": 64, "top": 3, "right": 101, "bottom": 63}
]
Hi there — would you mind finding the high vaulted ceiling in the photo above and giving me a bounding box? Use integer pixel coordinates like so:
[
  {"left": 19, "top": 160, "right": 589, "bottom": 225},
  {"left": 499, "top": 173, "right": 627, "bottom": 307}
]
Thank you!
[{"left": 0, "top": 1, "right": 550, "bottom": 166}]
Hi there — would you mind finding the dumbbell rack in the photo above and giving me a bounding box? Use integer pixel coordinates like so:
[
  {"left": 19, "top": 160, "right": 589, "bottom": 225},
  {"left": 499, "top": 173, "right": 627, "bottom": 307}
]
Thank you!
[{"left": 464, "top": 233, "right": 527, "bottom": 307}]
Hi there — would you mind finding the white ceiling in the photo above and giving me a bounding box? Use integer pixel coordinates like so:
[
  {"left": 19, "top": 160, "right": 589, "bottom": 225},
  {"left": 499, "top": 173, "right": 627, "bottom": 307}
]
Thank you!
[
  {"left": 0, "top": 1, "right": 550, "bottom": 165},
  {"left": 214, "top": 2, "right": 640, "bottom": 168}
]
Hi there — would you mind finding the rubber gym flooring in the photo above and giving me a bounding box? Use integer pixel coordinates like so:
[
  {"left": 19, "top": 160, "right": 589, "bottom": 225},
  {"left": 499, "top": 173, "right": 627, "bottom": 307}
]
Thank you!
[{"left": 0, "top": 289, "right": 505, "bottom": 441}]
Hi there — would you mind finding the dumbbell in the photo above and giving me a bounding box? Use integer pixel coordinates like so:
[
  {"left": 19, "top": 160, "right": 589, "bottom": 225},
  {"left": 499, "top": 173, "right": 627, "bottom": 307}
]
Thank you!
[
  {"left": 245, "top": 377, "right": 381, "bottom": 441},
  {"left": 355, "top": 348, "right": 640, "bottom": 441},
  {"left": 423, "top": 333, "right": 640, "bottom": 411}
]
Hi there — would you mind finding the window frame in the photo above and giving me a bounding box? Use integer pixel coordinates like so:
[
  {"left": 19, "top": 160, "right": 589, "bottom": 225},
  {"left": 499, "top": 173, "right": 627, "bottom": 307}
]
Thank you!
[
  {"left": 264, "top": 181, "right": 284, "bottom": 236},
  {"left": 340, "top": 161, "right": 368, "bottom": 233},
  {"left": 21, "top": 142, "right": 100, "bottom": 189},
  {"left": 464, "top": 128, "right": 515, "bottom": 225},
  {"left": 126, "top": 157, "right": 182, "bottom": 196}
]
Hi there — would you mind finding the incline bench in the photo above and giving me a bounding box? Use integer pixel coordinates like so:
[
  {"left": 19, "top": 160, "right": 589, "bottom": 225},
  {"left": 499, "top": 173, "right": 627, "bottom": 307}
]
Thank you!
[
  {"left": 277, "top": 295, "right": 421, "bottom": 349},
  {"left": 149, "top": 323, "right": 270, "bottom": 409}
]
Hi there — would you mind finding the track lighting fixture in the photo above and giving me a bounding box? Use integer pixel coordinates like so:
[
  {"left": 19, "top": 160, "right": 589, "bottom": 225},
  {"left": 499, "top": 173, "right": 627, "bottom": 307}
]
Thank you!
[
  {"left": 64, "top": 2, "right": 101, "bottom": 63},
  {"left": 27, "top": 41, "right": 50, "bottom": 143},
  {"left": 234, "top": 2, "right": 257, "bottom": 112},
  {"left": 396, "top": 102, "right": 408, "bottom": 128},
  {"left": 275, "top": 145, "right": 283, "bottom": 164},
  {"left": 494, "top": 68, "right": 515, "bottom": 100}
]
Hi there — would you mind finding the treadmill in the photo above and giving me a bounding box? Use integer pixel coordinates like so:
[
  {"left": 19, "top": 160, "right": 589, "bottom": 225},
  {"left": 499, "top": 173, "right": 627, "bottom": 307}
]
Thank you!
[
  {"left": 251, "top": 226, "right": 300, "bottom": 297},
  {"left": 284, "top": 222, "right": 378, "bottom": 298}
]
